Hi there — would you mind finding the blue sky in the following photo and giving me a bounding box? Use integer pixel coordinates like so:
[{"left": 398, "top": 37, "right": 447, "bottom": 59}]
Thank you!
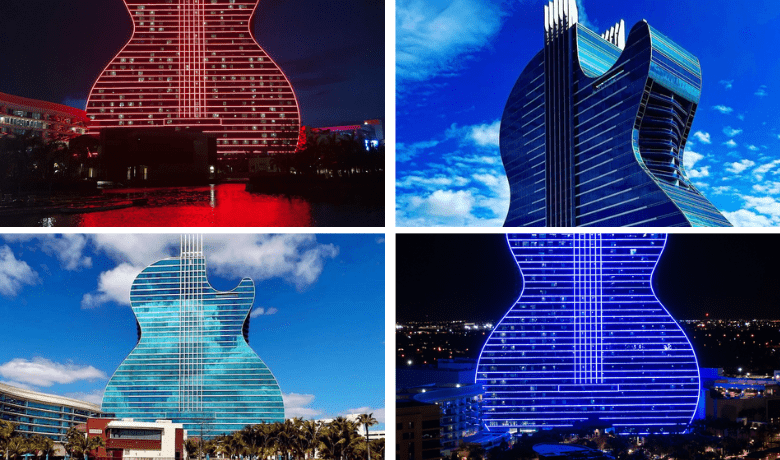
[
  {"left": 0, "top": 234, "right": 385, "bottom": 427},
  {"left": 396, "top": 0, "right": 780, "bottom": 226}
]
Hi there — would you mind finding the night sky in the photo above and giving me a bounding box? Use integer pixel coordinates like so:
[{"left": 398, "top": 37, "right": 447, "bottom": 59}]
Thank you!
[
  {"left": 0, "top": 0, "right": 384, "bottom": 127},
  {"left": 397, "top": 234, "right": 780, "bottom": 322}
]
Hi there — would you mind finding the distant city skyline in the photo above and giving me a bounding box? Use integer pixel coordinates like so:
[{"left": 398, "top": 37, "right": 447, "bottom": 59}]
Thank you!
[
  {"left": 397, "top": 234, "right": 780, "bottom": 322},
  {"left": 0, "top": 234, "right": 385, "bottom": 427},
  {"left": 0, "top": 0, "right": 383, "bottom": 127}
]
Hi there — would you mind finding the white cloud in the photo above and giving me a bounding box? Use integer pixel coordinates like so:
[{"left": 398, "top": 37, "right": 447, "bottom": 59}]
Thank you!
[
  {"left": 91, "top": 235, "right": 177, "bottom": 267},
  {"left": 687, "top": 166, "right": 710, "bottom": 178},
  {"left": 719, "top": 80, "right": 733, "bottom": 90},
  {"left": 397, "top": 140, "right": 440, "bottom": 162},
  {"left": 712, "top": 105, "right": 734, "bottom": 114},
  {"left": 723, "top": 126, "right": 743, "bottom": 137},
  {"left": 467, "top": 120, "right": 501, "bottom": 148},
  {"left": 755, "top": 85, "right": 768, "bottom": 97},
  {"left": 375, "top": 237, "right": 385, "bottom": 245},
  {"left": 0, "top": 246, "right": 38, "bottom": 297},
  {"left": 206, "top": 235, "right": 339, "bottom": 291},
  {"left": 409, "top": 189, "right": 475, "bottom": 218},
  {"left": 753, "top": 160, "right": 780, "bottom": 180},
  {"left": 753, "top": 182, "right": 780, "bottom": 195},
  {"left": 692, "top": 131, "right": 711, "bottom": 144},
  {"left": 397, "top": 0, "right": 506, "bottom": 85},
  {"left": 742, "top": 195, "right": 780, "bottom": 218},
  {"left": 81, "top": 263, "right": 140, "bottom": 308},
  {"left": 723, "top": 139, "right": 738, "bottom": 149},
  {"left": 684, "top": 150, "right": 704, "bottom": 170},
  {"left": 723, "top": 209, "right": 773, "bottom": 227},
  {"left": 250, "top": 307, "right": 278, "bottom": 318},
  {"left": 282, "top": 392, "right": 323, "bottom": 419},
  {"left": 342, "top": 407, "right": 386, "bottom": 424},
  {"left": 64, "top": 389, "right": 104, "bottom": 406},
  {"left": 726, "top": 159, "right": 755, "bottom": 174},
  {"left": 0, "top": 358, "right": 107, "bottom": 388},
  {"left": 748, "top": 145, "right": 760, "bottom": 151}
]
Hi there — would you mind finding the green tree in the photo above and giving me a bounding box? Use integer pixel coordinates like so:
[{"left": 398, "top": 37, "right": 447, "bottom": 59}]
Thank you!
[
  {"left": 0, "top": 421, "right": 17, "bottom": 460},
  {"left": 356, "top": 414, "right": 378, "bottom": 460}
]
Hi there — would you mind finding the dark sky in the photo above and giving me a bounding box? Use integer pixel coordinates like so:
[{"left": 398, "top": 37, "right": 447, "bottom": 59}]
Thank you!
[
  {"left": 397, "top": 234, "right": 780, "bottom": 322},
  {"left": 0, "top": 0, "right": 384, "bottom": 127}
]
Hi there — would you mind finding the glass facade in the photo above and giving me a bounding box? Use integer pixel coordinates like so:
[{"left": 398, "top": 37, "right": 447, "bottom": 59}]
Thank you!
[
  {"left": 476, "top": 234, "right": 700, "bottom": 434},
  {"left": 0, "top": 383, "right": 104, "bottom": 442},
  {"left": 102, "top": 236, "right": 284, "bottom": 438},
  {"left": 501, "top": 0, "right": 731, "bottom": 227},
  {"left": 86, "top": 0, "right": 300, "bottom": 160}
]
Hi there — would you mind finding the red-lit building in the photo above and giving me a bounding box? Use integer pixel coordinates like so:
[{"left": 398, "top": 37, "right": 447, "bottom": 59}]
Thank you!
[
  {"left": 85, "top": 0, "right": 300, "bottom": 170},
  {"left": 0, "top": 92, "right": 89, "bottom": 142},
  {"left": 85, "top": 418, "right": 185, "bottom": 460}
]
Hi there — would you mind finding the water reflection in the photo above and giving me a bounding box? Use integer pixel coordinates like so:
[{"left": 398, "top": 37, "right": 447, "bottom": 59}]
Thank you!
[{"left": 4, "top": 184, "right": 382, "bottom": 227}]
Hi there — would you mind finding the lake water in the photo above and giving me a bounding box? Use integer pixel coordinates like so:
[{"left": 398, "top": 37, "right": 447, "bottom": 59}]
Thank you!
[{"left": 4, "top": 184, "right": 384, "bottom": 227}]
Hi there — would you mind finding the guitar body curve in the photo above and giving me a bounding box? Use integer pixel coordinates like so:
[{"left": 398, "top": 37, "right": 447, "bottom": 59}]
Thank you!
[
  {"left": 476, "top": 233, "right": 699, "bottom": 434},
  {"left": 501, "top": 8, "right": 730, "bottom": 227},
  {"left": 102, "top": 246, "right": 284, "bottom": 436},
  {"left": 86, "top": 0, "right": 300, "bottom": 159}
]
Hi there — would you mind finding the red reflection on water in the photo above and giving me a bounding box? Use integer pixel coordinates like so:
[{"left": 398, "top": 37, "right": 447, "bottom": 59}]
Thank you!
[{"left": 73, "top": 184, "right": 313, "bottom": 227}]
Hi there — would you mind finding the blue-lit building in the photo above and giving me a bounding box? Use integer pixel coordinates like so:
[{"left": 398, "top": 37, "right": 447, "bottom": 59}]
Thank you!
[
  {"left": 476, "top": 234, "right": 700, "bottom": 434},
  {"left": 0, "top": 383, "right": 104, "bottom": 442},
  {"left": 102, "top": 236, "right": 284, "bottom": 438},
  {"left": 501, "top": 0, "right": 731, "bottom": 227}
]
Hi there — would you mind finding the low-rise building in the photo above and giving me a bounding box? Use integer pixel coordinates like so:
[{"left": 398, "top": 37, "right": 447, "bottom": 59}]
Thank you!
[
  {"left": 85, "top": 418, "right": 186, "bottom": 460},
  {"left": 0, "top": 92, "right": 89, "bottom": 142},
  {"left": 0, "top": 382, "right": 104, "bottom": 442}
]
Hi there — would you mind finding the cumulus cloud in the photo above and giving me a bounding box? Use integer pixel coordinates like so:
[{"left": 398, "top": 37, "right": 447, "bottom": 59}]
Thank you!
[
  {"left": 723, "top": 209, "right": 773, "bottom": 227},
  {"left": 687, "top": 166, "right": 710, "bottom": 178},
  {"left": 397, "top": 0, "right": 507, "bottom": 85},
  {"left": 753, "top": 182, "right": 780, "bottom": 195},
  {"left": 742, "top": 195, "right": 780, "bottom": 218},
  {"left": 81, "top": 263, "right": 140, "bottom": 308},
  {"left": 0, "top": 246, "right": 39, "bottom": 297},
  {"left": 753, "top": 160, "right": 780, "bottom": 180},
  {"left": 283, "top": 393, "right": 323, "bottom": 419},
  {"left": 719, "top": 80, "right": 733, "bottom": 90},
  {"left": 723, "top": 139, "right": 738, "bottom": 149},
  {"left": 726, "top": 159, "right": 755, "bottom": 174},
  {"left": 397, "top": 140, "right": 440, "bottom": 162},
  {"left": 342, "top": 407, "right": 386, "bottom": 424},
  {"left": 748, "top": 145, "right": 760, "bottom": 151},
  {"left": 0, "top": 358, "right": 107, "bottom": 388},
  {"left": 64, "top": 389, "right": 104, "bottom": 406},
  {"left": 250, "top": 307, "right": 279, "bottom": 318},
  {"left": 206, "top": 235, "right": 339, "bottom": 291},
  {"left": 755, "top": 85, "right": 769, "bottom": 97},
  {"left": 467, "top": 120, "right": 501, "bottom": 147},
  {"left": 723, "top": 127, "right": 743, "bottom": 137},
  {"left": 712, "top": 105, "right": 734, "bottom": 114},
  {"left": 692, "top": 131, "right": 711, "bottom": 144},
  {"left": 684, "top": 150, "right": 704, "bottom": 170},
  {"left": 408, "top": 189, "right": 475, "bottom": 218}
]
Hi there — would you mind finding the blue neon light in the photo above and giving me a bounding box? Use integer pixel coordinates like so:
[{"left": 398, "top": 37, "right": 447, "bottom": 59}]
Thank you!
[{"left": 475, "top": 234, "right": 700, "bottom": 434}]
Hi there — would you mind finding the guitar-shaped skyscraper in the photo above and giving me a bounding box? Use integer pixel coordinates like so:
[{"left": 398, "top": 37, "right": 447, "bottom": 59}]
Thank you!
[
  {"left": 102, "top": 236, "right": 284, "bottom": 437},
  {"left": 501, "top": 0, "right": 731, "bottom": 227}
]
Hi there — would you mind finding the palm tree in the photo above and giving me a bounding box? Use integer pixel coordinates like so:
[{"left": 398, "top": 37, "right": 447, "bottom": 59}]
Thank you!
[
  {"left": 4, "top": 437, "right": 28, "bottom": 460},
  {"left": 298, "top": 420, "right": 321, "bottom": 460},
  {"left": 27, "top": 435, "right": 53, "bottom": 460},
  {"left": 355, "top": 414, "right": 378, "bottom": 460},
  {"left": 64, "top": 427, "right": 105, "bottom": 460},
  {"left": 0, "top": 421, "right": 16, "bottom": 460}
]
